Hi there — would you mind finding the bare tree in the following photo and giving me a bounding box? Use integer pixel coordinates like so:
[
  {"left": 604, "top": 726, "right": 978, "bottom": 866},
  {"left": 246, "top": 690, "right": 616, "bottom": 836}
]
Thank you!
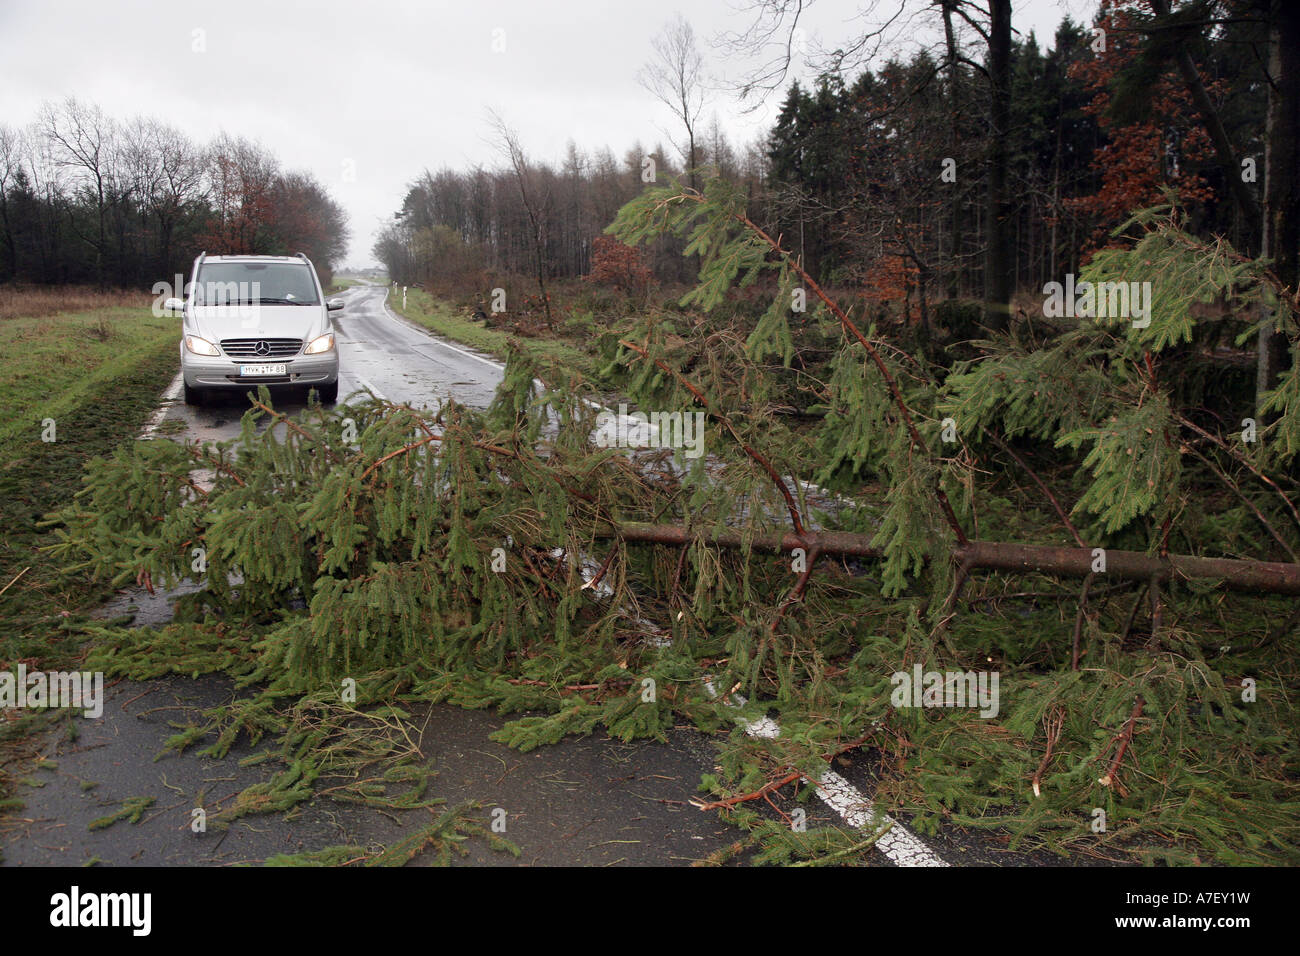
[
  {"left": 0, "top": 125, "right": 24, "bottom": 278},
  {"left": 487, "top": 110, "right": 553, "bottom": 328},
  {"left": 204, "top": 133, "right": 279, "bottom": 253},
  {"left": 717, "top": 0, "right": 923, "bottom": 109},
  {"left": 639, "top": 14, "right": 708, "bottom": 190},
  {"left": 39, "top": 97, "right": 116, "bottom": 286},
  {"left": 151, "top": 121, "right": 207, "bottom": 274}
]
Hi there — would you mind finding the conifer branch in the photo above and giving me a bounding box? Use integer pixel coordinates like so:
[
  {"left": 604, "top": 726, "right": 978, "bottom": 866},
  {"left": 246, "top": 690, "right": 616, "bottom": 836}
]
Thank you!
[
  {"left": 187, "top": 444, "right": 245, "bottom": 486},
  {"left": 1099, "top": 695, "right": 1146, "bottom": 796},
  {"left": 358, "top": 431, "right": 518, "bottom": 483},
  {"left": 1031, "top": 705, "right": 1065, "bottom": 798},
  {"left": 1071, "top": 574, "right": 1094, "bottom": 671},
  {"left": 664, "top": 190, "right": 969, "bottom": 545},
  {"left": 691, "top": 769, "right": 803, "bottom": 811},
  {"left": 690, "top": 730, "right": 876, "bottom": 812},
  {"left": 619, "top": 337, "right": 807, "bottom": 534},
  {"left": 1187, "top": 445, "right": 1297, "bottom": 562},
  {"left": 250, "top": 397, "right": 328, "bottom": 451},
  {"left": 985, "top": 431, "right": 1085, "bottom": 548},
  {"left": 1178, "top": 413, "right": 1300, "bottom": 534},
  {"left": 787, "top": 822, "right": 894, "bottom": 866},
  {"left": 769, "top": 545, "right": 819, "bottom": 632}
]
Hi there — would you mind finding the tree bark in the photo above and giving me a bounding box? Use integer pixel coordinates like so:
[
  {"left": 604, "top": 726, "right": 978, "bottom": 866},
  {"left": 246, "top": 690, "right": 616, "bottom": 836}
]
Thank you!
[
  {"left": 1257, "top": 0, "right": 1300, "bottom": 414},
  {"left": 1147, "top": 0, "right": 1263, "bottom": 245},
  {"left": 599, "top": 521, "right": 1300, "bottom": 595},
  {"left": 983, "top": 0, "right": 1013, "bottom": 331}
]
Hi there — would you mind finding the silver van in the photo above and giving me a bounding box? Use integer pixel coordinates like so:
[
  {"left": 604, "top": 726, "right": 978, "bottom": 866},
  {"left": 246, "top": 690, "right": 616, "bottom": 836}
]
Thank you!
[{"left": 165, "top": 252, "right": 341, "bottom": 405}]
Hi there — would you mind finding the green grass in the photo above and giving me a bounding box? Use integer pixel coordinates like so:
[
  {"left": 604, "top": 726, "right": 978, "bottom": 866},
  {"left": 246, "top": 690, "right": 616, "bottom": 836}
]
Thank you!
[
  {"left": 0, "top": 306, "right": 176, "bottom": 449},
  {"left": 0, "top": 303, "right": 180, "bottom": 668},
  {"left": 389, "top": 286, "right": 596, "bottom": 379},
  {"left": 0, "top": 301, "right": 179, "bottom": 830}
]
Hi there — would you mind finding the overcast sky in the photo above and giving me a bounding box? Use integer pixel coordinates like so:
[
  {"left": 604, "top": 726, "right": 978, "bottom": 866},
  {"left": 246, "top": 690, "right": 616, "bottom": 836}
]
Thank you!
[{"left": 0, "top": 0, "right": 1098, "bottom": 268}]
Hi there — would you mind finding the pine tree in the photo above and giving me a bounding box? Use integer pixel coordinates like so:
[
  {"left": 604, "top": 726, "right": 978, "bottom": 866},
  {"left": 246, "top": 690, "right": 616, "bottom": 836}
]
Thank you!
[{"left": 45, "top": 182, "right": 1300, "bottom": 864}]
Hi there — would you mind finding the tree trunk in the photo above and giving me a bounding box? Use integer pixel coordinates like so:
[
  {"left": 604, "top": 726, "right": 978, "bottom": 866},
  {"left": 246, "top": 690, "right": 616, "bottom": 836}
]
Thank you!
[
  {"left": 942, "top": 0, "right": 962, "bottom": 299},
  {"left": 983, "top": 0, "right": 1013, "bottom": 331},
  {"left": 1258, "top": 0, "right": 1300, "bottom": 415},
  {"left": 1148, "top": 0, "right": 1263, "bottom": 246},
  {"left": 601, "top": 522, "right": 1300, "bottom": 595}
]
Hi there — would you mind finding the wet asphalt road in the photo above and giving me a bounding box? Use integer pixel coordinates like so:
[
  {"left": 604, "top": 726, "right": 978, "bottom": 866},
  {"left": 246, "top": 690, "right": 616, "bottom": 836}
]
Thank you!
[
  {"left": 332, "top": 283, "right": 503, "bottom": 410},
  {"left": 0, "top": 285, "right": 796, "bottom": 867},
  {"left": 162, "top": 283, "right": 504, "bottom": 447},
  {"left": 3, "top": 285, "right": 1058, "bottom": 867}
]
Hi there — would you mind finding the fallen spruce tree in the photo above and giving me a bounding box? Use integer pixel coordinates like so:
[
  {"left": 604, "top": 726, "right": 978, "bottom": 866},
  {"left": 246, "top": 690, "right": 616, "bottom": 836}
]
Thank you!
[{"left": 44, "top": 185, "right": 1300, "bottom": 864}]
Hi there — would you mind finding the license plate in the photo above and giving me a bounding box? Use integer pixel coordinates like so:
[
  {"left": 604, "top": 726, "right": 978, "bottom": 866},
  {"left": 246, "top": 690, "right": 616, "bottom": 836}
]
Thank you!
[{"left": 239, "top": 364, "right": 287, "bottom": 376}]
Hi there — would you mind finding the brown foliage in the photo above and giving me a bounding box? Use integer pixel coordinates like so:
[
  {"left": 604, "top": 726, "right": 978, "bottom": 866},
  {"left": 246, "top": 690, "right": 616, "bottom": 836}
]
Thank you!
[{"left": 584, "top": 236, "right": 652, "bottom": 294}]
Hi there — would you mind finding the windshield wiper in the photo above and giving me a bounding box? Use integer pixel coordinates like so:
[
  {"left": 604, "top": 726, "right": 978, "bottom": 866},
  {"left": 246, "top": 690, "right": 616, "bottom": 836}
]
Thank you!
[{"left": 255, "top": 297, "right": 316, "bottom": 305}]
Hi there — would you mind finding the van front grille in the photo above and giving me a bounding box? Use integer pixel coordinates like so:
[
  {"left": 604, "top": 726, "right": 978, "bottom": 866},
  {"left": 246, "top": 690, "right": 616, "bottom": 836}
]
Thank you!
[{"left": 220, "top": 338, "right": 302, "bottom": 358}]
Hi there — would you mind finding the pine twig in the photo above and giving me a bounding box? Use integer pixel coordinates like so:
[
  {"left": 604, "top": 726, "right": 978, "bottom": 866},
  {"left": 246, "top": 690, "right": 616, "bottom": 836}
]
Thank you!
[
  {"left": 1071, "top": 573, "right": 1094, "bottom": 671},
  {"left": 581, "top": 545, "right": 619, "bottom": 592},
  {"left": 1031, "top": 705, "right": 1065, "bottom": 797},
  {"left": 1260, "top": 601, "right": 1300, "bottom": 648},
  {"left": 788, "top": 822, "right": 894, "bottom": 866},
  {"left": 187, "top": 444, "right": 246, "bottom": 486},
  {"left": 1121, "top": 582, "right": 1150, "bottom": 643},
  {"left": 618, "top": 338, "right": 807, "bottom": 535},
  {"left": 1178, "top": 414, "right": 1300, "bottom": 534},
  {"left": 690, "top": 731, "right": 876, "bottom": 812},
  {"left": 1099, "top": 695, "right": 1146, "bottom": 796},
  {"left": 985, "top": 431, "right": 1086, "bottom": 548},
  {"left": 770, "top": 546, "right": 820, "bottom": 631},
  {"left": 0, "top": 566, "right": 30, "bottom": 599},
  {"left": 1148, "top": 578, "right": 1164, "bottom": 644},
  {"left": 690, "top": 770, "right": 803, "bottom": 812},
  {"left": 1187, "top": 444, "right": 1297, "bottom": 562}
]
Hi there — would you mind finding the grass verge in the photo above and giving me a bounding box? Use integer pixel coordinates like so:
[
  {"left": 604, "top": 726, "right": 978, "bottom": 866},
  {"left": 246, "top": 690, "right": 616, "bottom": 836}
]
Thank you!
[
  {"left": 388, "top": 285, "right": 596, "bottom": 379},
  {"left": 0, "top": 300, "right": 179, "bottom": 816}
]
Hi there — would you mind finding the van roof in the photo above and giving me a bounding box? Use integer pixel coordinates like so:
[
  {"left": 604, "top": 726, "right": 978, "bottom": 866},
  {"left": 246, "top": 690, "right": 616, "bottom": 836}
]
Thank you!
[{"left": 203, "top": 255, "right": 306, "bottom": 263}]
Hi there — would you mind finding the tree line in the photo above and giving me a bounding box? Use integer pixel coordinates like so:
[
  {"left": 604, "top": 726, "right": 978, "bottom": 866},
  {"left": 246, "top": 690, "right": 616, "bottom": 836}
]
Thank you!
[
  {"left": 0, "top": 98, "right": 349, "bottom": 288},
  {"left": 376, "top": 1, "right": 1282, "bottom": 343},
  {"left": 373, "top": 124, "right": 768, "bottom": 294}
]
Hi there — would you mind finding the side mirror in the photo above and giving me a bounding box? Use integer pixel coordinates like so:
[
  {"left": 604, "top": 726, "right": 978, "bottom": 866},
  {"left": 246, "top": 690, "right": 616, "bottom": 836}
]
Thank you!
[
  {"left": 327, "top": 298, "right": 345, "bottom": 312},
  {"left": 163, "top": 297, "right": 185, "bottom": 314}
]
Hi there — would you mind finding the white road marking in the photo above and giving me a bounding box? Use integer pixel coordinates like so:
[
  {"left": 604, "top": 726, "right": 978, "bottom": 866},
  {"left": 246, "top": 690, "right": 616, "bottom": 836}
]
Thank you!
[
  {"left": 139, "top": 371, "right": 184, "bottom": 439},
  {"left": 376, "top": 286, "right": 505, "bottom": 372},
  {"left": 703, "top": 680, "right": 947, "bottom": 867},
  {"left": 814, "top": 768, "right": 947, "bottom": 866},
  {"left": 351, "top": 374, "right": 387, "bottom": 402},
  {"left": 144, "top": 286, "right": 942, "bottom": 864}
]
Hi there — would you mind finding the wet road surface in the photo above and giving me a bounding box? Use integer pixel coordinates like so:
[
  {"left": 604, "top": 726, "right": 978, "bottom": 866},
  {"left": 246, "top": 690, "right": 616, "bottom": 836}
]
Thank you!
[
  {"left": 0, "top": 284, "right": 1006, "bottom": 867},
  {"left": 2, "top": 286, "right": 770, "bottom": 867}
]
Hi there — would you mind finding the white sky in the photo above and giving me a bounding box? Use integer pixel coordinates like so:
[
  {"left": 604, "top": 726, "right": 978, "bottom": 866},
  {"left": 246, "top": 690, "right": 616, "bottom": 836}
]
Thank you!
[{"left": 0, "top": 0, "right": 1099, "bottom": 268}]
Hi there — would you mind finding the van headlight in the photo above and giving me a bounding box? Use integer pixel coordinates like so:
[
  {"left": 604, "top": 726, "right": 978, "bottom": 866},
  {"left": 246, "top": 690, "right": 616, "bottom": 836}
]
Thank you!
[
  {"left": 305, "top": 333, "right": 335, "bottom": 354},
  {"left": 184, "top": 335, "right": 220, "bottom": 356}
]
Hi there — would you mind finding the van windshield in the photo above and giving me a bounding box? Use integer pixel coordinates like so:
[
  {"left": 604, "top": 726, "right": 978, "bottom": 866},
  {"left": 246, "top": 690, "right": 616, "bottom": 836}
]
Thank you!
[{"left": 194, "top": 262, "right": 319, "bottom": 305}]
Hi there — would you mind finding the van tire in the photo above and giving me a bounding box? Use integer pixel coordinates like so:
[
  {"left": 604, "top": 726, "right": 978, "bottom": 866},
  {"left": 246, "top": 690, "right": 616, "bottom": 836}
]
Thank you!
[
  {"left": 316, "top": 381, "right": 339, "bottom": 405},
  {"left": 183, "top": 382, "right": 203, "bottom": 406}
]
